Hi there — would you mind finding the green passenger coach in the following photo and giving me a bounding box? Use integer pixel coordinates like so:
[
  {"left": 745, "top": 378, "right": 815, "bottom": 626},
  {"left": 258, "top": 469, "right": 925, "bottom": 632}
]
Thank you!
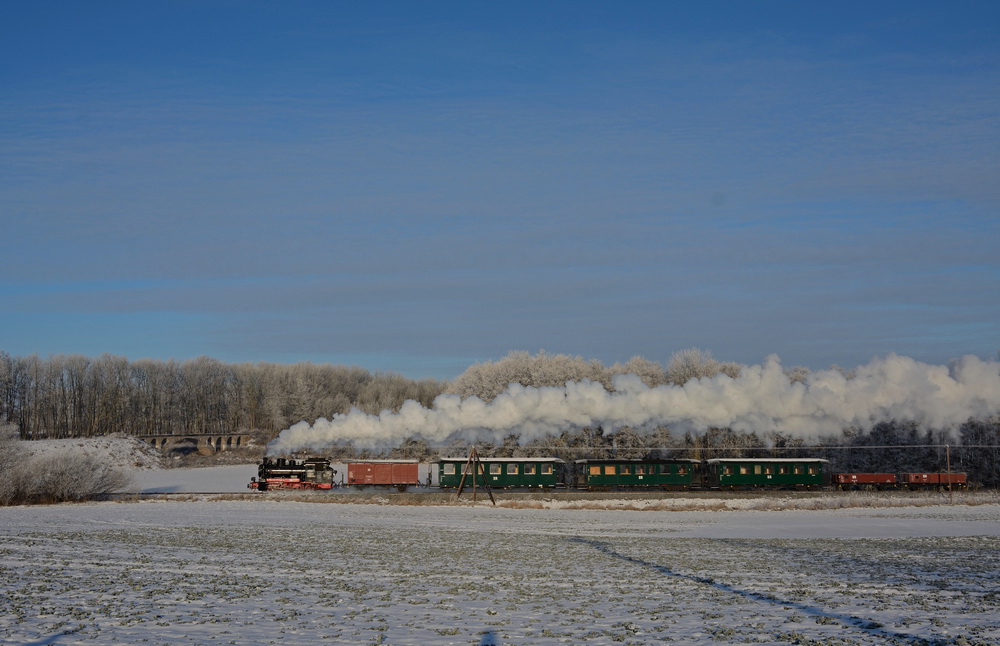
[
  {"left": 576, "top": 459, "right": 702, "bottom": 489},
  {"left": 705, "top": 458, "right": 829, "bottom": 489},
  {"left": 433, "top": 457, "right": 565, "bottom": 489}
]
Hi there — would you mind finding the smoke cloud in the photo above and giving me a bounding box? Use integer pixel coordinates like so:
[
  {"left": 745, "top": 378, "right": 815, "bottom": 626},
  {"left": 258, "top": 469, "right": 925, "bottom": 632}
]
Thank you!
[{"left": 266, "top": 354, "right": 1000, "bottom": 455}]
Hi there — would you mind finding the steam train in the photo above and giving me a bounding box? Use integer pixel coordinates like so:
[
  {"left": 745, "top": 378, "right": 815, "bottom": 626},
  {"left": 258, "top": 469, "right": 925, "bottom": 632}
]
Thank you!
[
  {"left": 248, "top": 457, "right": 337, "bottom": 491},
  {"left": 249, "top": 456, "right": 968, "bottom": 492},
  {"left": 249, "top": 457, "right": 420, "bottom": 491}
]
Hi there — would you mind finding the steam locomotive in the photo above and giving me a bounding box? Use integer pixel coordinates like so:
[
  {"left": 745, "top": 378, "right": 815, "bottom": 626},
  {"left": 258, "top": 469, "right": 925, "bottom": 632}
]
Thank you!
[
  {"left": 249, "top": 455, "right": 968, "bottom": 492},
  {"left": 248, "top": 457, "right": 337, "bottom": 491}
]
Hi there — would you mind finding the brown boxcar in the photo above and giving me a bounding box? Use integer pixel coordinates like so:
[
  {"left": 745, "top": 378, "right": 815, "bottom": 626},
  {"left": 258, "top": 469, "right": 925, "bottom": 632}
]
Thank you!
[
  {"left": 902, "top": 472, "right": 968, "bottom": 489},
  {"left": 346, "top": 460, "right": 421, "bottom": 489},
  {"left": 833, "top": 473, "right": 897, "bottom": 490}
]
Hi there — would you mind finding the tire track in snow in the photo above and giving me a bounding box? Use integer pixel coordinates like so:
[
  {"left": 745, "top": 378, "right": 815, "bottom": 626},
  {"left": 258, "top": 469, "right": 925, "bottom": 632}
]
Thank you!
[{"left": 568, "top": 536, "right": 954, "bottom": 646}]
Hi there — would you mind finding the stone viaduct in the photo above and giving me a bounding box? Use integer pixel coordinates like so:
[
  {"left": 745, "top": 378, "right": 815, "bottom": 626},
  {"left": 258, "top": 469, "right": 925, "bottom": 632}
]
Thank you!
[{"left": 137, "top": 433, "right": 253, "bottom": 455}]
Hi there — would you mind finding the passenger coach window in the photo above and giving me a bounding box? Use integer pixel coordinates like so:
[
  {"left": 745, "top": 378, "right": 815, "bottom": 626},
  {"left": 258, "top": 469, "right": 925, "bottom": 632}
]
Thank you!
[
  {"left": 808, "top": 466, "right": 817, "bottom": 475},
  {"left": 794, "top": 466, "right": 804, "bottom": 475},
  {"left": 590, "top": 465, "right": 601, "bottom": 476},
  {"left": 779, "top": 466, "right": 788, "bottom": 475},
  {"left": 507, "top": 464, "right": 518, "bottom": 475},
  {"left": 754, "top": 465, "right": 762, "bottom": 475},
  {"left": 723, "top": 466, "right": 733, "bottom": 475},
  {"left": 605, "top": 466, "right": 616, "bottom": 475},
  {"left": 490, "top": 464, "right": 501, "bottom": 475},
  {"left": 621, "top": 465, "right": 631, "bottom": 475},
  {"left": 739, "top": 466, "right": 749, "bottom": 475},
  {"left": 444, "top": 464, "right": 456, "bottom": 475},
  {"left": 524, "top": 465, "right": 536, "bottom": 475},
  {"left": 542, "top": 464, "right": 553, "bottom": 475}
]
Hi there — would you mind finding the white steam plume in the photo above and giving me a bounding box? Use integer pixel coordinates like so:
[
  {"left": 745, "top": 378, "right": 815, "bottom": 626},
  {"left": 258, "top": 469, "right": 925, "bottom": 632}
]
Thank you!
[{"left": 266, "top": 354, "right": 1000, "bottom": 455}]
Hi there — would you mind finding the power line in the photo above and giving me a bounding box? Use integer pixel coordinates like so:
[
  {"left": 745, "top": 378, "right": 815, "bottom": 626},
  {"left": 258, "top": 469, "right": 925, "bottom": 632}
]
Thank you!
[{"left": 511, "top": 444, "right": 1000, "bottom": 452}]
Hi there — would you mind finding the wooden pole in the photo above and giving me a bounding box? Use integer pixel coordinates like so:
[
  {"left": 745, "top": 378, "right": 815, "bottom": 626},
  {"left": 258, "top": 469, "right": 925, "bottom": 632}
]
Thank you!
[
  {"left": 946, "top": 444, "right": 953, "bottom": 505},
  {"left": 456, "top": 449, "right": 475, "bottom": 496},
  {"left": 455, "top": 447, "right": 495, "bottom": 505}
]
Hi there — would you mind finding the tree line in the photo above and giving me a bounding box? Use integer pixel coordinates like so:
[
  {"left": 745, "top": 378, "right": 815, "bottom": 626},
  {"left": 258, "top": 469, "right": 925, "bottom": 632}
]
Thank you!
[
  {"left": 446, "top": 347, "right": 743, "bottom": 400},
  {"left": 0, "top": 352, "right": 444, "bottom": 440},
  {"left": 2, "top": 348, "right": 998, "bottom": 486},
  {"left": 0, "top": 348, "right": 742, "bottom": 440}
]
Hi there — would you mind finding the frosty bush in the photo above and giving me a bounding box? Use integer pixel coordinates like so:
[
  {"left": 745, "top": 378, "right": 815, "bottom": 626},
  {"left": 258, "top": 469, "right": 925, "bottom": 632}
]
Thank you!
[
  {"left": 0, "top": 423, "right": 18, "bottom": 472},
  {"left": 0, "top": 436, "right": 131, "bottom": 505}
]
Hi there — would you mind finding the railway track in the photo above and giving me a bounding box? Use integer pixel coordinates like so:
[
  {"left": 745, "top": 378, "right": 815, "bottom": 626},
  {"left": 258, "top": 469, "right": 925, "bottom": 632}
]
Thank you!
[{"left": 101, "top": 488, "right": 965, "bottom": 505}]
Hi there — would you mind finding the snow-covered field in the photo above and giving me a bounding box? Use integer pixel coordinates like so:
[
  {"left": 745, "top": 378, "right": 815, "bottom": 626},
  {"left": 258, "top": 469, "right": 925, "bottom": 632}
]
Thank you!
[
  {"left": 3, "top": 439, "right": 999, "bottom": 645},
  {"left": 3, "top": 484, "right": 999, "bottom": 646}
]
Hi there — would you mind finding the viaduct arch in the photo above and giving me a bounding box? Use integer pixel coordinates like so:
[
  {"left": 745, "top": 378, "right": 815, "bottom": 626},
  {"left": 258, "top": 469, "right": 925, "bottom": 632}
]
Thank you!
[{"left": 138, "top": 433, "right": 253, "bottom": 455}]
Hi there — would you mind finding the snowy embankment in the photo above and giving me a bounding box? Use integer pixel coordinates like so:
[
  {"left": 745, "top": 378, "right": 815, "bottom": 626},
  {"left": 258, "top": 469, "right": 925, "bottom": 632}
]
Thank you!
[{"left": 17, "top": 435, "right": 164, "bottom": 470}]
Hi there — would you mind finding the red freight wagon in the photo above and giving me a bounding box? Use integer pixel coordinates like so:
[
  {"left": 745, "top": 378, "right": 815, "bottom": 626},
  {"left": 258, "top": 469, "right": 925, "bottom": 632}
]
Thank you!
[
  {"left": 346, "top": 460, "right": 421, "bottom": 490},
  {"left": 902, "top": 472, "right": 968, "bottom": 489},
  {"left": 833, "top": 473, "right": 897, "bottom": 490}
]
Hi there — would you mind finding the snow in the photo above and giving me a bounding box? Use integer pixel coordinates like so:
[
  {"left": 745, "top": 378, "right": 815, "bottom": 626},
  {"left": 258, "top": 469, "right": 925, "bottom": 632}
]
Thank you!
[
  {"left": 17, "top": 435, "right": 163, "bottom": 471},
  {"left": 4, "top": 439, "right": 999, "bottom": 644},
  {"left": 2, "top": 487, "right": 999, "bottom": 645},
  {"left": 128, "top": 464, "right": 259, "bottom": 493}
]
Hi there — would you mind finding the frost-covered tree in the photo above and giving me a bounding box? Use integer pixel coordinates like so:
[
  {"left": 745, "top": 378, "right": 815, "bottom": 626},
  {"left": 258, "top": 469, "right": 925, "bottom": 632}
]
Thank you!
[
  {"left": 784, "top": 365, "right": 811, "bottom": 384},
  {"left": 0, "top": 423, "right": 18, "bottom": 474},
  {"left": 958, "top": 416, "right": 1000, "bottom": 488},
  {"left": 610, "top": 427, "right": 647, "bottom": 459},
  {"left": 0, "top": 352, "right": 447, "bottom": 441},
  {"left": 829, "top": 364, "right": 856, "bottom": 380},
  {"left": 644, "top": 426, "right": 678, "bottom": 458},
  {"left": 609, "top": 356, "right": 666, "bottom": 387},
  {"left": 389, "top": 437, "right": 432, "bottom": 460},
  {"left": 718, "top": 361, "right": 743, "bottom": 379},
  {"left": 664, "top": 348, "right": 744, "bottom": 384},
  {"left": 666, "top": 348, "right": 721, "bottom": 385},
  {"left": 448, "top": 350, "right": 608, "bottom": 401}
]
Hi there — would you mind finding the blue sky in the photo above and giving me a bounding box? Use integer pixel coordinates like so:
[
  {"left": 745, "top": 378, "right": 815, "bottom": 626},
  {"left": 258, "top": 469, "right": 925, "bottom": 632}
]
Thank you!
[{"left": 2, "top": 1, "right": 998, "bottom": 380}]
